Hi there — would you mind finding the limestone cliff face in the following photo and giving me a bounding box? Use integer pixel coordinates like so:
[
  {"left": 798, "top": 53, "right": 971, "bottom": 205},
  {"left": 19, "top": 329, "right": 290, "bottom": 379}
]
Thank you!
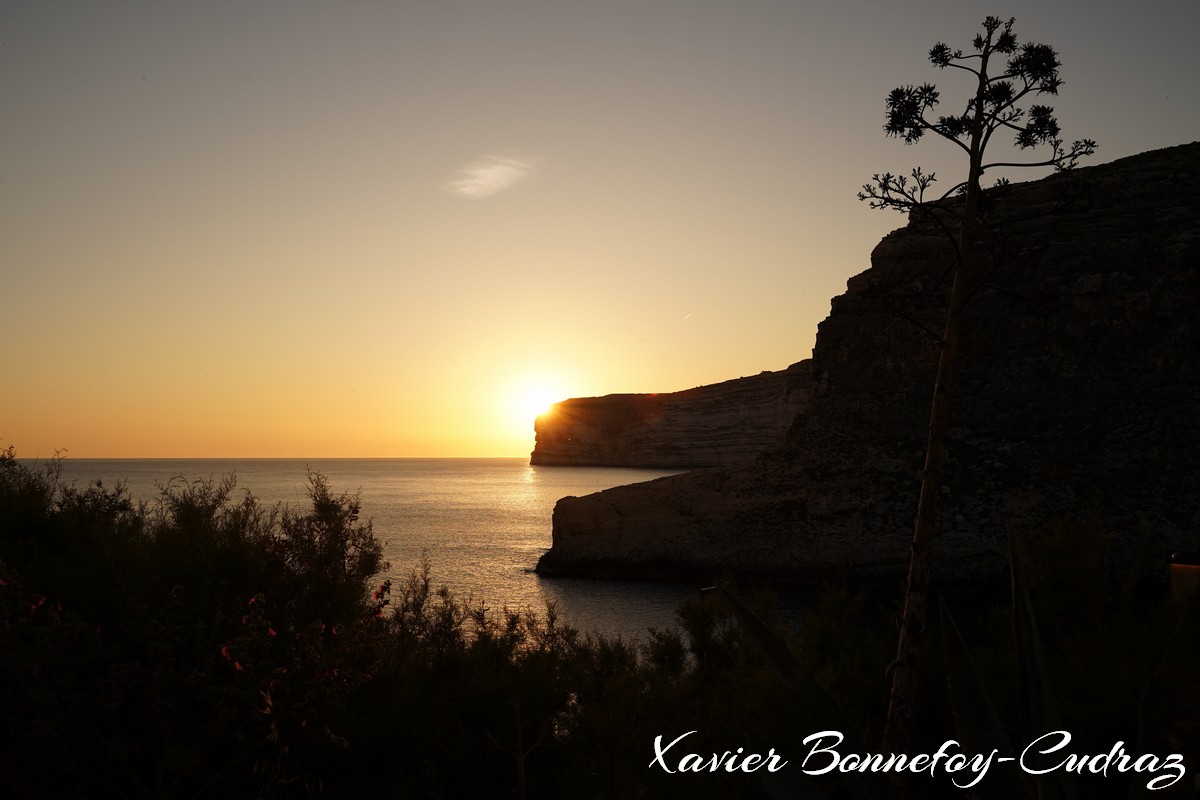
[
  {"left": 530, "top": 363, "right": 811, "bottom": 468},
  {"left": 537, "top": 143, "right": 1200, "bottom": 583}
]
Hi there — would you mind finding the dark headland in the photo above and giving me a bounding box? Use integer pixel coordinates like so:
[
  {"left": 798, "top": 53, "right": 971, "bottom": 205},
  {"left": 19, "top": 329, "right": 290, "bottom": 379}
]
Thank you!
[{"left": 535, "top": 142, "right": 1200, "bottom": 586}]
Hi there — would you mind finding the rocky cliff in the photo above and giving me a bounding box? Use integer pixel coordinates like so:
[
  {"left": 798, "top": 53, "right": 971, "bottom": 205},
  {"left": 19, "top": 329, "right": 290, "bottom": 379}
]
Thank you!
[
  {"left": 529, "top": 363, "right": 810, "bottom": 468},
  {"left": 536, "top": 143, "right": 1200, "bottom": 584}
]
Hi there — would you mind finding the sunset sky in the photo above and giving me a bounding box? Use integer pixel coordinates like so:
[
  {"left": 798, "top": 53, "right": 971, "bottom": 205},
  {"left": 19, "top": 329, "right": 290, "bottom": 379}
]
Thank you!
[{"left": 4, "top": 1, "right": 1197, "bottom": 457}]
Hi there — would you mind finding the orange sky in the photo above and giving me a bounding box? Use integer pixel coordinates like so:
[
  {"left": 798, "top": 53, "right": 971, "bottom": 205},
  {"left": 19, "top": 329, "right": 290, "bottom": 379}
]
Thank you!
[{"left": 4, "top": 1, "right": 1197, "bottom": 457}]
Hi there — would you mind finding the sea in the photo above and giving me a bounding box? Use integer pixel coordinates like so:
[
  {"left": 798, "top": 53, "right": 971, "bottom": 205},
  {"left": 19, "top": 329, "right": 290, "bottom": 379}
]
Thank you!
[{"left": 38, "top": 458, "right": 734, "bottom": 641}]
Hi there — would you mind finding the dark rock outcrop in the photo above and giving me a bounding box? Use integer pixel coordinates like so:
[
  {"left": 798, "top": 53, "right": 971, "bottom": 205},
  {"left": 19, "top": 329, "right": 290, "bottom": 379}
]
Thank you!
[
  {"left": 536, "top": 143, "right": 1200, "bottom": 584},
  {"left": 530, "top": 363, "right": 810, "bottom": 468}
]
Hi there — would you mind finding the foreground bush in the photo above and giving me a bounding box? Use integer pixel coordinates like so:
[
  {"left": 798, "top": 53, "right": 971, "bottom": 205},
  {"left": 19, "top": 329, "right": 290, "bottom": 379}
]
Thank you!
[
  {"left": 0, "top": 450, "right": 806, "bottom": 799},
  {"left": 0, "top": 452, "right": 387, "bottom": 794}
]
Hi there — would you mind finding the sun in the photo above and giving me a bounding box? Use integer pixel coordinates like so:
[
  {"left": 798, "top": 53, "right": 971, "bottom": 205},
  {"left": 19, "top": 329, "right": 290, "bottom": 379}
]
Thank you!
[
  {"left": 497, "top": 371, "right": 573, "bottom": 447},
  {"left": 518, "top": 385, "right": 564, "bottom": 424}
]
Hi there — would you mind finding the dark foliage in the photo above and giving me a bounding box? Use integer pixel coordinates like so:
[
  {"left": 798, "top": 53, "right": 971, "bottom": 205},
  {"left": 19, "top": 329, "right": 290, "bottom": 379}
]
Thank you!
[{"left": 0, "top": 449, "right": 812, "bottom": 799}]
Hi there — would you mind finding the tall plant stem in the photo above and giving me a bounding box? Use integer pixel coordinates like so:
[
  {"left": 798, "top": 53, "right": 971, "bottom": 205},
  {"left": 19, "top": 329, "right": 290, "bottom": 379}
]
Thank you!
[{"left": 883, "top": 120, "right": 985, "bottom": 764}]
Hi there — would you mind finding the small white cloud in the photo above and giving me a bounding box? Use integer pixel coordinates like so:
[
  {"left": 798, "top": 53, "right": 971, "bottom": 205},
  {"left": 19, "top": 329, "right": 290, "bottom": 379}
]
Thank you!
[{"left": 446, "top": 155, "right": 535, "bottom": 199}]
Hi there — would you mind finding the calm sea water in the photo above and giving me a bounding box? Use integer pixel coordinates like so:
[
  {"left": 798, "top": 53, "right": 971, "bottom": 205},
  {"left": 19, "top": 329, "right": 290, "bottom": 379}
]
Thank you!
[{"left": 43, "top": 458, "right": 713, "bottom": 640}]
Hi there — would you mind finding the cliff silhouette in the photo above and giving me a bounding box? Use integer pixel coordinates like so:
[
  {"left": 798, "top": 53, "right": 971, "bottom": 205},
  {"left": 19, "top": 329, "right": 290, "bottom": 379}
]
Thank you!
[
  {"left": 530, "top": 363, "right": 809, "bottom": 468},
  {"left": 537, "top": 142, "right": 1200, "bottom": 584}
]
